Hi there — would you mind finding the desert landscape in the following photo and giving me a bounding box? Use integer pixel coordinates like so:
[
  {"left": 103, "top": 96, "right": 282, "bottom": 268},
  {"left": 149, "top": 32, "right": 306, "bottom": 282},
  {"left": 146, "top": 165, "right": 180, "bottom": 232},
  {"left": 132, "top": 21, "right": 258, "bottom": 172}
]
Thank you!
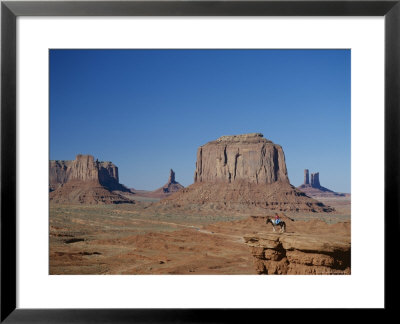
[{"left": 49, "top": 133, "right": 350, "bottom": 275}]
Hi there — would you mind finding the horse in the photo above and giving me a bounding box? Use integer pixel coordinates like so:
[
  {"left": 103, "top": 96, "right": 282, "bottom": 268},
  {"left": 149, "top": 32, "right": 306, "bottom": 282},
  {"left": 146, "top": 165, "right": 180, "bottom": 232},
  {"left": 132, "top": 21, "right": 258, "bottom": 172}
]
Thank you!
[{"left": 266, "top": 217, "right": 286, "bottom": 233}]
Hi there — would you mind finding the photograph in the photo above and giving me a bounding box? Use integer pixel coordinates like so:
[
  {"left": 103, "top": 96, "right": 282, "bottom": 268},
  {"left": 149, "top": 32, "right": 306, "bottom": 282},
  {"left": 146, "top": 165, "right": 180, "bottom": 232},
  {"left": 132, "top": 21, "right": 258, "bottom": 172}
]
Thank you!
[
  {"left": 2, "top": 0, "right": 397, "bottom": 320},
  {"left": 49, "top": 49, "right": 351, "bottom": 275}
]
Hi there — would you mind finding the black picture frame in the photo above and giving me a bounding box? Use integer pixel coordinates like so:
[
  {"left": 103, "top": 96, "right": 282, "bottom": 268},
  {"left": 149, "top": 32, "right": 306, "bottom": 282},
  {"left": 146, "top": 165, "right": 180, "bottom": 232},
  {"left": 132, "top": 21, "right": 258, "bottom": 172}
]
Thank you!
[{"left": 1, "top": 0, "right": 398, "bottom": 322}]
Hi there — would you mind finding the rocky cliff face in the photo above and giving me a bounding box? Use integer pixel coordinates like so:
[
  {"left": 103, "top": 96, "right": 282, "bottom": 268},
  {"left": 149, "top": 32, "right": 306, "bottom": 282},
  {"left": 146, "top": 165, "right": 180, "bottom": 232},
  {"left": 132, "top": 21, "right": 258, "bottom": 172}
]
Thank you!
[
  {"left": 68, "top": 154, "right": 100, "bottom": 181},
  {"left": 97, "top": 160, "right": 126, "bottom": 192},
  {"left": 50, "top": 154, "right": 128, "bottom": 192},
  {"left": 244, "top": 233, "right": 350, "bottom": 275},
  {"left": 194, "top": 133, "right": 289, "bottom": 184},
  {"left": 49, "top": 160, "right": 72, "bottom": 191}
]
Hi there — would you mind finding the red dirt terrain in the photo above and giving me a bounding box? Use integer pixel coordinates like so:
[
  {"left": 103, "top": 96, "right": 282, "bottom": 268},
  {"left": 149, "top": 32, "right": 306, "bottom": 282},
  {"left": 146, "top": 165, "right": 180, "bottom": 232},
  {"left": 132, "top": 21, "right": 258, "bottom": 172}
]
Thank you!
[{"left": 49, "top": 201, "right": 350, "bottom": 275}]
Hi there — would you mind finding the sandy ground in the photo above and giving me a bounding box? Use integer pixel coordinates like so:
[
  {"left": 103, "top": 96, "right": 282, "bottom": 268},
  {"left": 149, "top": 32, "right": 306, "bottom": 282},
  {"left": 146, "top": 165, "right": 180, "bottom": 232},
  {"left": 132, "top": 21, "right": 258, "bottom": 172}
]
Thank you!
[{"left": 49, "top": 197, "right": 350, "bottom": 275}]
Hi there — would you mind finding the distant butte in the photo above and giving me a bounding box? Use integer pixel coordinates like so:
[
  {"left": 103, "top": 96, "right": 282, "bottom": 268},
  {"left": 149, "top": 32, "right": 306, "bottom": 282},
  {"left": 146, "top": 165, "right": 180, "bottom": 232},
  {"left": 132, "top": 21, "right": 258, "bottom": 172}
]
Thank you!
[
  {"left": 297, "top": 169, "right": 349, "bottom": 198},
  {"left": 49, "top": 154, "right": 134, "bottom": 204}
]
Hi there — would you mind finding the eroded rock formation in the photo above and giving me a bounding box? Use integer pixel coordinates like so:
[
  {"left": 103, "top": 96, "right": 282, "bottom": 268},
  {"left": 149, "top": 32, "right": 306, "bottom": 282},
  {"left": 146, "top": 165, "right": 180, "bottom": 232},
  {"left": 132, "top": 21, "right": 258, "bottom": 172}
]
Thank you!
[
  {"left": 194, "top": 133, "right": 289, "bottom": 184},
  {"left": 162, "top": 134, "right": 334, "bottom": 212},
  {"left": 49, "top": 160, "right": 72, "bottom": 192},
  {"left": 50, "top": 154, "right": 129, "bottom": 192},
  {"left": 168, "top": 169, "right": 176, "bottom": 184},
  {"left": 162, "top": 169, "right": 184, "bottom": 194},
  {"left": 244, "top": 233, "right": 350, "bottom": 275},
  {"left": 298, "top": 169, "right": 347, "bottom": 198},
  {"left": 129, "top": 169, "right": 184, "bottom": 199},
  {"left": 310, "top": 172, "right": 320, "bottom": 188},
  {"left": 49, "top": 154, "right": 133, "bottom": 204},
  {"left": 304, "top": 169, "right": 309, "bottom": 185},
  {"left": 151, "top": 169, "right": 184, "bottom": 197}
]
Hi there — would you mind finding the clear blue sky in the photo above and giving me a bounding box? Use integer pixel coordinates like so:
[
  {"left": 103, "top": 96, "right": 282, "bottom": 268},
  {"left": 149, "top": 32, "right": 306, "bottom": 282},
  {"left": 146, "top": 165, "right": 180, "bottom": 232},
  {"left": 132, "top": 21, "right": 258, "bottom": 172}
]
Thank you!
[{"left": 50, "top": 49, "right": 350, "bottom": 193}]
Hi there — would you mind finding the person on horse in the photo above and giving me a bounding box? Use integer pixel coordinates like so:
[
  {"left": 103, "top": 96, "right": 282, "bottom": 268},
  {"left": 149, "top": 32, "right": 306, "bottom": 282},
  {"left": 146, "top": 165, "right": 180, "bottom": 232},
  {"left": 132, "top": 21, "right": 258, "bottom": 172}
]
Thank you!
[{"left": 266, "top": 214, "right": 286, "bottom": 233}]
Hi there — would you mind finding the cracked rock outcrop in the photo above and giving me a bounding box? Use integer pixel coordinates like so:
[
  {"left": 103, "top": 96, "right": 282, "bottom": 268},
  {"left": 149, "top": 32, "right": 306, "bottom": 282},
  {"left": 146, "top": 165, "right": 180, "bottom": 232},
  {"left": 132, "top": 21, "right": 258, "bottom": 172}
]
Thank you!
[{"left": 244, "top": 233, "right": 350, "bottom": 275}]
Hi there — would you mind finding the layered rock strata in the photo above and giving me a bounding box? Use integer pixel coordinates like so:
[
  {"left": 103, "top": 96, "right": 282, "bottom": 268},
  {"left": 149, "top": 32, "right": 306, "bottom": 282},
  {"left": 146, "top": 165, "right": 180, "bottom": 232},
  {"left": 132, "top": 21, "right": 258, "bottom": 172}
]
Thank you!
[
  {"left": 49, "top": 180, "right": 133, "bottom": 205},
  {"left": 244, "top": 233, "right": 350, "bottom": 275},
  {"left": 163, "top": 134, "right": 333, "bottom": 212},
  {"left": 162, "top": 181, "right": 333, "bottom": 212}
]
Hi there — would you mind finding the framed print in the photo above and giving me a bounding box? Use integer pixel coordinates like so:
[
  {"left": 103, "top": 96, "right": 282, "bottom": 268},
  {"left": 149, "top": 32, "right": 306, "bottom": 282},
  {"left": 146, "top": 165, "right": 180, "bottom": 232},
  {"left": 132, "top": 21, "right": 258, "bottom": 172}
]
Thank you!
[{"left": 1, "top": 0, "right": 399, "bottom": 321}]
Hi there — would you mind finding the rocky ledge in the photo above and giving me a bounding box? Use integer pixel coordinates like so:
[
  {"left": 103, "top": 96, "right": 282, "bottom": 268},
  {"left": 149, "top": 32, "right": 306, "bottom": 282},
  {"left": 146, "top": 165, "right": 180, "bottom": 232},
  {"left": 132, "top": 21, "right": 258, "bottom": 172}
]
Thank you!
[
  {"left": 244, "top": 233, "right": 350, "bottom": 275},
  {"left": 215, "top": 133, "right": 271, "bottom": 144}
]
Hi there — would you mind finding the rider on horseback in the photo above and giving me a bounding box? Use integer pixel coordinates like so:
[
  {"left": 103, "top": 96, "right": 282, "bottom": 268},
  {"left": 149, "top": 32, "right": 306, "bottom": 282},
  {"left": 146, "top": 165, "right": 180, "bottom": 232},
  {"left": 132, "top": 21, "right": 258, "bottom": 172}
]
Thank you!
[{"left": 266, "top": 215, "right": 286, "bottom": 233}]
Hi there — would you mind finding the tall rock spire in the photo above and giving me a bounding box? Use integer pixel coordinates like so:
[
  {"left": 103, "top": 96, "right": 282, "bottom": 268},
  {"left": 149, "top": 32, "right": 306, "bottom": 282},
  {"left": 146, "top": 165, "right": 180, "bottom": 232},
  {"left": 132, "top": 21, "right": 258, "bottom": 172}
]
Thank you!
[
  {"left": 311, "top": 172, "right": 321, "bottom": 188},
  {"left": 304, "top": 169, "right": 309, "bottom": 185},
  {"left": 158, "top": 169, "right": 183, "bottom": 194},
  {"left": 168, "top": 169, "right": 176, "bottom": 184}
]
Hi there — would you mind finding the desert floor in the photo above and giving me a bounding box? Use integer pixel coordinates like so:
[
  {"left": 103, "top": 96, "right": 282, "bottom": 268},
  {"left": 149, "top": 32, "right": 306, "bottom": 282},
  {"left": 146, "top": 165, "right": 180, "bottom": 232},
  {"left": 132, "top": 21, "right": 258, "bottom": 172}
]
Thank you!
[{"left": 49, "top": 196, "right": 350, "bottom": 275}]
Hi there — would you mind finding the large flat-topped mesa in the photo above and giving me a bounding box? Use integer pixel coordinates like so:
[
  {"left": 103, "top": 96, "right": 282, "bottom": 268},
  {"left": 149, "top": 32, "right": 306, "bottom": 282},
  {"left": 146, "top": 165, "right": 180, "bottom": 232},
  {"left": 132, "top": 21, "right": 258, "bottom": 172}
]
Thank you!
[
  {"left": 163, "top": 133, "right": 334, "bottom": 213},
  {"left": 194, "top": 133, "right": 289, "bottom": 184}
]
